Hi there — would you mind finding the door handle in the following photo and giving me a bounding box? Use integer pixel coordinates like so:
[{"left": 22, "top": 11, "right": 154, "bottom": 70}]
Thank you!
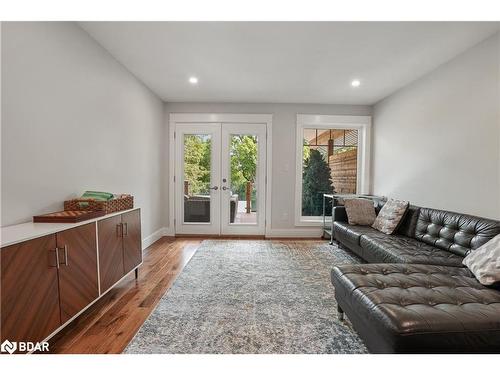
[
  {"left": 209, "top": 186, "right": 219, "bottom": 190},
  {"left": 123, "top": 222, "right": 128, "bottom": 236},
  {"left": 222, "top": 186, "right": 228, "bottom": 191},
  {"left": 51, "top": 248, "right": 60, "bottom": 269},
  {"left": 64, "top": 245, "right": 69, "bottom": 266},
  {"left": 53, "top": 246, "right": 68, "bottom": 267},
  {"left": 116, "top": 223, "right": 123, "bottom": 237}
]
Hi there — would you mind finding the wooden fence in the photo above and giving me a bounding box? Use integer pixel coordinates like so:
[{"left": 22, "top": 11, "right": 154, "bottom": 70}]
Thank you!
[{"left": 329, "top": 148, "right": 357, "bottom": 194}]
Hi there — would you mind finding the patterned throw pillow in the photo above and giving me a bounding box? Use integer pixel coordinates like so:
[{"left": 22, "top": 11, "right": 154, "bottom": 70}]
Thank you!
[
  {"left": 344, "top": 198, "right": 377, "bottom": 226},
  {"left": 463, "top": 234, "right": 500, "bottom": 285},
  {"left": 372, "top": 198, "right": 409, "bottom": 234}
]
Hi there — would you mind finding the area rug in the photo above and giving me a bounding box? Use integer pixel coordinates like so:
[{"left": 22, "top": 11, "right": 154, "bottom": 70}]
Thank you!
[{"left": 125, "top": 240, "right": 367, "bottom": 354}]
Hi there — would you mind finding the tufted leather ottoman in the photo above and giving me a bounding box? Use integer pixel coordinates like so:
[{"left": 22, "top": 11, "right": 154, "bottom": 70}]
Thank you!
[{"left": 331, "top": 263, "right": 500, "bottom": 353}]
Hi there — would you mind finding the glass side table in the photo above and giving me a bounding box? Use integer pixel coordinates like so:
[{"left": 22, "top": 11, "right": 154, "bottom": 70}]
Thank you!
[
  {"left": 332, "top": 193, "right": 386, "bottom": 205},
  {"left": 322, "top": 194, "right": 334, "bottom": 244}
]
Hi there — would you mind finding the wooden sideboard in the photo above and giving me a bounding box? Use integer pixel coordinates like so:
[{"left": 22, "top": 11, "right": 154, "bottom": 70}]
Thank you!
[
  {"left": 0, "top": 208, "right": 142, "bottom": 349},
  {"left": 97, "top": 210, "right": 142, "bottom": 293}
]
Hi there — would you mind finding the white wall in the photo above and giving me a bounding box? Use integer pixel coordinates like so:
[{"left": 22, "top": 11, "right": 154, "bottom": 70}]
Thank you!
[
  {"left": 498, "top": 32, "right": 500, "bottom": 218},
  {"left": 1, "top": 22, "right": 165, "bottom": 241},
  {"left": 164, "top": 102, "right": 371, "bottom": 233},
  {"left": 372, "top": 33, "right": 500, "bottom": 219}
]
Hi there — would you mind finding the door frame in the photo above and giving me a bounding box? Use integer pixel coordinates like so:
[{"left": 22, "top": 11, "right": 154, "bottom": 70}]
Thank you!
[
  {"left": 174, "top": 123, "right": 222, "bottom": 235},
  {"left": 168, "top": 113, "right": 273, "bottom": 237},
  {"left": 220, "top": 123, "right": 267, "bottom": 236}
]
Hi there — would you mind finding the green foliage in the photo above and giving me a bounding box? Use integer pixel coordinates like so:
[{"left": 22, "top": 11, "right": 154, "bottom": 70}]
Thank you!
[
  {"left": 183, "top": 134, "right": 258, "bottom": 198},
  {"left": 184, "top": 135, "right": 211, "bottom": 194},
  {"left": 303, "top": 140, "right": 311, "bottom": 162},
  {"left": 302, "top": 149, "right": 334, "bottom": 216},
  {"left": 230, "top": 135, "right": 257, "bottom": 197}
]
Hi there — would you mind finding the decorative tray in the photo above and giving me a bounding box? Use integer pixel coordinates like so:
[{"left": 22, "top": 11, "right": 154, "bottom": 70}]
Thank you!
[{"left": 33, "top": 210, "right": 106, "bottom": 223}]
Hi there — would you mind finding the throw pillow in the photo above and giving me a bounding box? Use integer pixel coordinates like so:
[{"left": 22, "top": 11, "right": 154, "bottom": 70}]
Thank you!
[
  {"left": 344, "top": 198, "right": 377, "bottom": 226},
  {"left": 372, "top": 198, "right": 409, "bottom": 234},
  {"left": 463, "top": 234, "right": 500, "bottom": 285}
]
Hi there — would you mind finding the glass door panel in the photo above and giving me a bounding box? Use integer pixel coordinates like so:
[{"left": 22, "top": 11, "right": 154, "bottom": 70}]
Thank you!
[
  {"left": 175, "top": 124, "right": 221, "bottom": 235},
  {"left": 229, "top": 134, "right": 258, "bottom": 225},
  {"left": 183, "top": 134, "right": 212, "bottom": 223},
  {"left": 221, "top": 124, "right": 266, "bottom": 235}
]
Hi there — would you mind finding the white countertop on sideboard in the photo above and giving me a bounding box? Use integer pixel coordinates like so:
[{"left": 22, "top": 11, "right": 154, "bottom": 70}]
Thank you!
[{"left": 1, "top": 208, "right": 140, "bottom": 248}]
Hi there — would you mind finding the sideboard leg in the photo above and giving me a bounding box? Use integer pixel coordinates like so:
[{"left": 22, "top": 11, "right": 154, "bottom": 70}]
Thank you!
[{"left": 135, "top": 268, "right": 138, "bottom": 279}]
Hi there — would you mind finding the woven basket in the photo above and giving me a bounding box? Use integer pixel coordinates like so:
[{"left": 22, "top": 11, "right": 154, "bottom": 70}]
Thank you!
[{"left": 64, "top": 195, "right": 133, "bottom": 214}]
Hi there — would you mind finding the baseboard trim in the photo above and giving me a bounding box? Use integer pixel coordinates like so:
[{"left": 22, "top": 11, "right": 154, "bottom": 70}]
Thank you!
[
  {"left": 163, "top": 226, "right": 175, "bottom": 236},
  {"left": 162, "top": 227, "right": 322, "bottom": 239},
  {"left": 142, "top": 227, "right": 167, "bottom": 250},
  {"left": 265, "top": 228, "right": 323, "bottom": 238}
]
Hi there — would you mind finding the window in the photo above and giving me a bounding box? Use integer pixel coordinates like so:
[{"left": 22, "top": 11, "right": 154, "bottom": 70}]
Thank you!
[{"left": 295, "top": 115, "right": 371, "bottom": 225}]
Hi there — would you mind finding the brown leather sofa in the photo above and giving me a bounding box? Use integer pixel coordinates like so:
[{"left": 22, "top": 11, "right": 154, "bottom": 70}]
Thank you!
[{"left": 330, "top": 203, "right": 500, "bottom": 353}]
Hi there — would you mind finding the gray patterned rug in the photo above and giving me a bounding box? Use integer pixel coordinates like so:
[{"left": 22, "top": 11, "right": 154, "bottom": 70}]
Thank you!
[{"left": 125, "top": 240, "right": 367, "bottom": 354}]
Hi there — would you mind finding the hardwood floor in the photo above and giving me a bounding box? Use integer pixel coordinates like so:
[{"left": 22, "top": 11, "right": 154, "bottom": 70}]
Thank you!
[
  {"left": 48, "top": 236, "right": 322, "bottom": 354},
  {"left": 48, "top": 237, "right": 201, "bottom": 354}
]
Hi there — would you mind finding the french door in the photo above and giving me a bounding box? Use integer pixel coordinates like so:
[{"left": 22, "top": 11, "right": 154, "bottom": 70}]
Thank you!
[{"left": 174, "top": 123, "right": 267, "bottom": 235}]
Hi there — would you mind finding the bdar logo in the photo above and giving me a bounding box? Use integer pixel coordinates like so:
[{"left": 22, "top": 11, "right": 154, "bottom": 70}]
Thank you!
[{"left": 1, "top": 340, "right": 17, "bottom": 354}]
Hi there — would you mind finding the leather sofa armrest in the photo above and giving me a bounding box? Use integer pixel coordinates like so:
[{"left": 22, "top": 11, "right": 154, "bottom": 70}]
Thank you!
[{"left": 333, "top": 206, "right": 348, "bottom": 223}]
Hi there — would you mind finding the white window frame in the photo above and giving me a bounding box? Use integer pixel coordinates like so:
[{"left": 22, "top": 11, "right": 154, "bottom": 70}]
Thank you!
[{"left": 295, "top": 114, "right": 372, "bottom": 226}]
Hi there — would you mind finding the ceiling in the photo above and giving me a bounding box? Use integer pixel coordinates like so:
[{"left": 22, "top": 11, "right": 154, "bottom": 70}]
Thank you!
[{"left": 80, "top": 22, "right": 500, "bottom": 105}]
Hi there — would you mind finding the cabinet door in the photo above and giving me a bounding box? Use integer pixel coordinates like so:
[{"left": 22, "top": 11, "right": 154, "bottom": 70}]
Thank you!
[
  {"left": 122, "top": 209, "right": 142, "bottom": 274},
  {"left": 57, "top": 223, "right": 99, "bottom": 323},
  {"left": 1, "top": 235, "right": 61, "bottom": 343},
  {"left": 98, "top": 215, "right": 124, "bottom": 292}
]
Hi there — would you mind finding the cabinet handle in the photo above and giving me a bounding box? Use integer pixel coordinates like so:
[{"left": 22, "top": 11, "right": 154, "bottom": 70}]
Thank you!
[
  {"left": 64, "top": 245, "right": 69, "bottom": 266},
  {"left": 116, "top": 223, "right": 123, "bottom": 237},
  {"left": 123, "top": 222, "right": 128, "bottom": 236},
  {"left": 53, "top": 248, "right": 60, "bottom": 269}
]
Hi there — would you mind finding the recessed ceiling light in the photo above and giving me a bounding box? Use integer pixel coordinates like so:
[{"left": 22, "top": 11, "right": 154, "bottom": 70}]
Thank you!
[
  {"left": 351, "top": 79, "right": 361, "bottom": 87},
  {"left": 189, "top": 76, "right": 198, "bottom": 84}
]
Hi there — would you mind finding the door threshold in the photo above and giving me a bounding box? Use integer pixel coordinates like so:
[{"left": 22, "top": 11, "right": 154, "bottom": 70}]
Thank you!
[{"left": 174, "top": 234, "right": 266, "bottom": 239}]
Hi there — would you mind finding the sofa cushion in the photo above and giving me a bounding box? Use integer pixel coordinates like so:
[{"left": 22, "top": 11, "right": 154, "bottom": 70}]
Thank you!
[
  {"left": 331, "top": 263, "right": 500, "bottom": 353},
  {"left": 333, "top": 222, "right": 383, "bottom": 247},
  {"left": 463, "top": 234, "right": 500, "bottom": 286},
  {"left": 395, "top": 205, "right": 420, "bottom": 238},
  {"left": 415, "top": 208, "right": 500, "bottom": 257},
  {"left": 344, "top": 198, "right": 377, "bottom": 226},
  {"left": 359, "top": 234, "right": 464, "bottom": 267},
  {"left": 372, "top": 198, "right": 409, "bottom": 234}
]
